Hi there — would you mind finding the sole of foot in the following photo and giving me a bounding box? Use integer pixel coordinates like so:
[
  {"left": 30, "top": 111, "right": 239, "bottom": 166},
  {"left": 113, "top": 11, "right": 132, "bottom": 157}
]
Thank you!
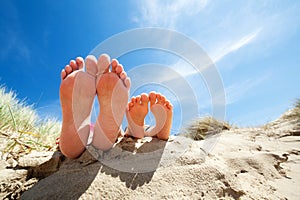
[
  {"left": 59, "top": 56, "right": 97, "bottom": 158},
  {"left": 92, "top": 55, "right": 131, "bottom": 151},
  {"left": 146, "top": 91, "right": 173, "bottom": 140},
  {"left": 126, "top": 93, "right": 149, "bottom": 138}
]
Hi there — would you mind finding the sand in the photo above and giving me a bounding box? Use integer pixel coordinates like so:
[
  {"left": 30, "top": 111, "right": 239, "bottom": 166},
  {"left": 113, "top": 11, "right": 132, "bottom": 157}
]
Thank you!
[{"left": 0, "top": 111, "right": 299, "bottom": 199}]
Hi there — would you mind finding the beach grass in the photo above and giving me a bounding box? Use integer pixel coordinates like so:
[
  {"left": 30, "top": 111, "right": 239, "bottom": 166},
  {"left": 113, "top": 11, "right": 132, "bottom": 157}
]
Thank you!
[
  {"left": 283, "top": 99, "right": 300, "bottom": 123},
  {"left": 0, "top": 86, "right": 61, "bottom": 159},
  {"left": 180, "top": 116, "right": 231, "bottom": 140}
]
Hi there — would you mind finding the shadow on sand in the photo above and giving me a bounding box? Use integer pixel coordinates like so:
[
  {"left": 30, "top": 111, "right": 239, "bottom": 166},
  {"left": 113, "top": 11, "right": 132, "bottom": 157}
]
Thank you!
[{"left": 20, "top": 137, "right": 167, "bottom": 199}]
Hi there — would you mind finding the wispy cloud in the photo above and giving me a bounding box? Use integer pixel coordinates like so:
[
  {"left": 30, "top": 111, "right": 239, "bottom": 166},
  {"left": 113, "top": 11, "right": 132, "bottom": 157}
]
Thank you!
[
  {"left": 132, "top": 0, "right": 208, "bottom": 28},
  {"left": 130, "top": 0, "right": 299, "bottom": 126},
  {"left": 210, "top": 28, "right": 262, "bottom": 63}
]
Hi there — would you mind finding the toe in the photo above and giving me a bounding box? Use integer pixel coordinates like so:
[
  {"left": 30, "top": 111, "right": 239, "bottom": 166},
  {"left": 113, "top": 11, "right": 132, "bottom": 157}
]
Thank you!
[
  {"left": 111, "top": 59, "right": 119, "bottom": 73},
  {"left": 157, "top": 94, "right": 166, "bottom": 105},
  {"left": 129, "top": 102, "right": 134, "bottom": 107},
  {"left": 85, "top": 55, "right": 98, "bottom": 76},
  {"left": 135, "top": 95, "right": 141, "bottom": 104},
  {"left": 65, "top": 65, "right": 72, "bottom": 75},
  {"left": 161, "top": 95, "right": 166, "bottom": 103},
  {"left": 124, "top": 77, "right": 131, "bottom": 89},
  {"left": 128, "top": 101, "right": 134, "bottom": 110},
  {"left": 116, "top": 64, "right": 124, "bottom": 76},
  {"left": 165, "top": 100, "right": 173, "bottom": 110},
  {"left": 141, "top": 93, "right": 149, "bottom": 105},
  {"left": 61, "top": 69, "right": 67, "bottom": 80},
  {"left": 97, "top": 54, "right": 110, "bottom": 74},
  {"left": 120, "top": 71, "right": 127, "bottom": 80},
  {"left": 69, "top": 60, "right": 78, "bottom": 71},
  {"left": 149, "top": 91, "right": 157, "bottom": 106},
  {"left": 131, "top": 97, "right": 135, "bottom": 103},
  {"left": 76, "top": 57, "right": 84, "bottom": 70}
]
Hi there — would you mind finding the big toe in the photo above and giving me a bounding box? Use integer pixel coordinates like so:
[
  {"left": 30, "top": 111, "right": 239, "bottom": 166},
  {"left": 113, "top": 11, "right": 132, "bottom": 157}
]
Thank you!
[
  {"left": 149, "top": 91, "right": 157, "bottom": 106},
  {"left": 97, "top": 54, "right": 110, "bottom": 74},
  {"left": 85, "top": 55, "right": 98, "bottom": 76},
  {"left": 141, "top": 93, "right": 149, "bottom": 105}
]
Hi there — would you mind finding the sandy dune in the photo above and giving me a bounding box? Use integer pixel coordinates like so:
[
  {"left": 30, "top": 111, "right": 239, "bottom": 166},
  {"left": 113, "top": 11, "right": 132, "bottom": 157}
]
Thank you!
[{"left": 1, "top": 111, "right": 299, "bottom": 199}]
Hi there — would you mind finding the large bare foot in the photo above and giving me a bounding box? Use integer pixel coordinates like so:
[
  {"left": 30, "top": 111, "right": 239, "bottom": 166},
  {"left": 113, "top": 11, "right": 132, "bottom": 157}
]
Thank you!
[
  {"left": 146, "top": 92, "right": 173, "bottom": 140},
  {"left": 59, "top": 56, "right": 97, "bottom": 158},
  {"left": 92, "top": 55, "right": 131, "bottom": 151},
  {"left": 125, "top": 93, "right": 149, "bottom": 138}
]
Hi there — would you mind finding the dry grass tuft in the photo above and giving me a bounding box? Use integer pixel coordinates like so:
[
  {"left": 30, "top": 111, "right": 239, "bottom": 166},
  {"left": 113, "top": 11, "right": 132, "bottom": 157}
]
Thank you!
[
  {"left": 283, "top": 99, "right": 300, "bottom": 123},
  {"left": 180, "top": 117, "right": 231, "bottom": 140},
  {"left": 0, "top": 86, "right": 61, "bottom": 159}
]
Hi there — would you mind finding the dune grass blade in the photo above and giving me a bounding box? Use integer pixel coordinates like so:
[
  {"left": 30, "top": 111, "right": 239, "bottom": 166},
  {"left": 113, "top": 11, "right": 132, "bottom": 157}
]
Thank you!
[
  {"left": 7, "top": 103, "right": 17, "bottom": 131},
  {"left": 0, "top": 86, "right": 61, "bottom": 159}
]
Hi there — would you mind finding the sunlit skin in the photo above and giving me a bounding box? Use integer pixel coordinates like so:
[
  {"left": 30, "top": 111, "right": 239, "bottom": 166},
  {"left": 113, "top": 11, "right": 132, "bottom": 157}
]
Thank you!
[
  {"left": 59, "top": 54, "right": 131, "bottom": 157},
  {"left": 59, "top": 56, "right": 96, "bottom": 158},
  {"left": 59, "top": 54, "right": 172, "bottom": 158},
  {"left": 92, "top": 55, "right": 131, "bottom": 151},
  {"left": 126, "top": 91, "right": 173, "bottom": 140}
]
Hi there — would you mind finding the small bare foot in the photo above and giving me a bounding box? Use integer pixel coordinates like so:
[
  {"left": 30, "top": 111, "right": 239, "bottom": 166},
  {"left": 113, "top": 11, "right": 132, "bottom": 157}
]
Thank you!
[
  {"left": 146, "top": 91, "right": 173, "bottom": 140},
  {"left": 125, "top": 93, "right": 149, "bottom": 138},
  {"left": 92, "top": 55, "right": 131, "bottom": 151},
  {"left": 59, "top": 56, "right": 97, "bottom": 158}
]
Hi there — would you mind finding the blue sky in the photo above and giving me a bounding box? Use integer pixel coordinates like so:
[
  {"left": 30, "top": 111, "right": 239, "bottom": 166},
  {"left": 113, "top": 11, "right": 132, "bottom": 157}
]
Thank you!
[{"left": 0, "top": 0, "right": 299, "bottom": 133}]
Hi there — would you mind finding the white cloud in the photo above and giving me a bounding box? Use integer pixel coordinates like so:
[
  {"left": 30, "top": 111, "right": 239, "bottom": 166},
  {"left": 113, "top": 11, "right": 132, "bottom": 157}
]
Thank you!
[
  {"left": 210, "top": 28, "right": 262, "bottom": 63},
  {"left": 132, "top": 0, "right": 208, "bottom": 28},
  {"left": 130, "top": 0, "right": 299, "bottom": 126}
]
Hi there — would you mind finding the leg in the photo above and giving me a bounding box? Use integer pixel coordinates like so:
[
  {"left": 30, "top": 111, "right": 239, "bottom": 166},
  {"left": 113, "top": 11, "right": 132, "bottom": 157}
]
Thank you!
[
  {"left": 146, "top": 91, "right": 173, "bottom": 140},
  {"left": 92, "top": 55, "right": 131, "bottom": 151},
  {"left": 125, "top": 93, "right": 149, "bottom": 138},
  {"left": 59, "top": 56, "right": 97, "bottom": 158}
]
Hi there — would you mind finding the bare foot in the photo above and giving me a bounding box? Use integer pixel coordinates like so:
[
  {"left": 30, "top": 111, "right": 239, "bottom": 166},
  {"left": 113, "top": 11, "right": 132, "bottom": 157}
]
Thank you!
[
  {"left": 146, "top": 92, "right": 173, "bottom": 140},
  {"left": 92, "top": 55, "right": 131, "bottom": 151},
  {"left": 125, "top": 93, "right": 149, "bottom": 138},
  {"left": 59, "top": 56, "right": 97, "bottom": 158}
]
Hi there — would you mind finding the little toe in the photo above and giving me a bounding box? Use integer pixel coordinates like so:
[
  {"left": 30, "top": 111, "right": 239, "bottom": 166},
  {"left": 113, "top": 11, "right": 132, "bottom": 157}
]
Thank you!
[
  {"left": 97, "top": 54, "right": 110, "bottom": 74},
  {"left": 128, "top": 101, "right": 134, "bottom": 111},
  {"left": 149, "top": 91, "right": 157, "bottom": 106},
  {"left": 129, "top": 101, "right": 134, "bottom": 107},
  {"left": 61, "top": 69, "right": 67, "bottom": 80},
  {"left": 76, "top": 57, "right": 84, "bottom": 70},
  {"left": 141, "top": 93, "right": 149, "bottom": 105},
  {"left": 85, "top": 55, "right": 98, "bottom": 76}
]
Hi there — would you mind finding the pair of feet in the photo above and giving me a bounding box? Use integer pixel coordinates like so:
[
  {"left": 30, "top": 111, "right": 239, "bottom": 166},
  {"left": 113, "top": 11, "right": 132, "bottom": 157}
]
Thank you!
[
  {"left": 126, "top": 92, "right": 173, "bottom": 140},
  {"left": 59, "top": 54, "right": 173, "bottom": 158}
]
